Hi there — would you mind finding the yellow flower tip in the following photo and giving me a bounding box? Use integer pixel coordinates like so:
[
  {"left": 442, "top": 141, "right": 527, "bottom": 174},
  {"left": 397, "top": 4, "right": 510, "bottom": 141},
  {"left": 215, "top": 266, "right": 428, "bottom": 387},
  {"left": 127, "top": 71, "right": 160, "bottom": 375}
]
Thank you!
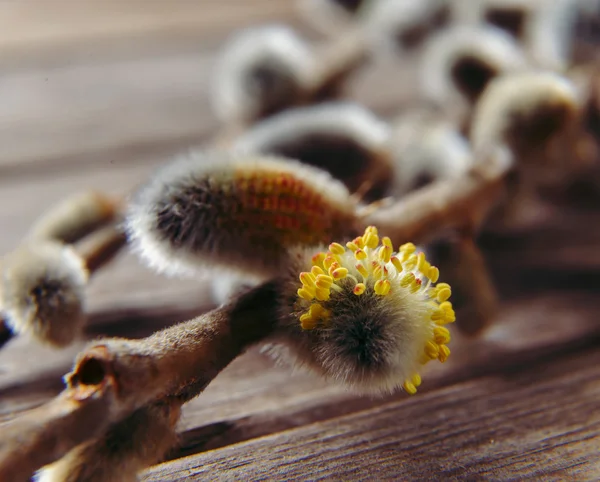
[
  {"left": 312, "top": 252, "right": 326, "bottom": 266},
  {"left": 436, "top": 287, "right": 452, "bottom": 303},
  {"left": 378, "top": 245, "right": 393, "bottom": 263},
  {"left": 293, "top": 225, "right": 455, "bottom": 393},
  {"left": 411, "top": 374, "right": 422, "bottom": 387},
  {"left": 424, "top": 340, "right": 440, "bottom": 360},
  {"left": 433, "top": 327, "right": 451, "bottom": 344},
  {"left": 299, "top": 272, "right": 315, "bottom": 287},
  {"left": 346, "top": 241, "right": 359, "bottom": 252},
  {"left": 315, "top": 287, "right": 330, "bottom": 301},
  {"left": 364, "top": 233, "right": 379, "bottom": 249},
  {"left": 329, "top": 242, "right": 346, "bottom": 255},
  {"left": 353, "top": 283, "right": 366, "bottom": 295},
  {"left": 315, "top": 274, "right": 333, "bottom": 289},
  {"left": 356, "top": 263, "right": 368, "bottom": 278},
  {"left": 297, "top": 287, "right": 314, "bottom": 301},
  {"left": 438, "top": 345, "right": 450, "bottom": 363},
  {"left": 332, "top": 267, "right": 349, "bottom": 280},
  {"left": 374, "top": 279, "right": 391, "bottom": 296},
  {"left": 400, "top": 242, "right": 416, "bottom": 254},
  {"left": 403, "top": 380, "right": 418, "bottom": 395},
  {"left": 428, "top": 266, "right": 440, "bottom": 283},
  {"left": 300, "top": 313, "right": 317, "bottom": 330},
  {"left": 352, "top": 236, "right": 365, "bottom": 249},
  {"left": 354, "top": 249, "right": 367, "bottom": 260}
]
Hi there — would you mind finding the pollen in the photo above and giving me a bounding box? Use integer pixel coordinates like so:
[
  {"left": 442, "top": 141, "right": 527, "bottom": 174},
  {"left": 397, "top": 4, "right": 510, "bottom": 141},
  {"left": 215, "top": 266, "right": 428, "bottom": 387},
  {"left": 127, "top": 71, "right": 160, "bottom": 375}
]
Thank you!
[{"left": 294, "top": 226, "right": 455, "bottom": 394}]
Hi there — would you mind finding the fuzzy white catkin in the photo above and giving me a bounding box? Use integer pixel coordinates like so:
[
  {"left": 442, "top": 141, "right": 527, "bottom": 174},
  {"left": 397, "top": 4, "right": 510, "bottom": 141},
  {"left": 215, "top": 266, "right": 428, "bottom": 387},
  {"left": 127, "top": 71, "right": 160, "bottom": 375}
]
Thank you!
[
  {"left": 126, "top": 150, "right": 358, "bottom": 280},
  {"left": 211, "top": 24, "right": 317, "bottom": 123},
  {"left": 0, "top": 240, "right": 88, "bottom": 347},
  {"left": 420, "top": 25, "right": 528, "bottom": 107}
]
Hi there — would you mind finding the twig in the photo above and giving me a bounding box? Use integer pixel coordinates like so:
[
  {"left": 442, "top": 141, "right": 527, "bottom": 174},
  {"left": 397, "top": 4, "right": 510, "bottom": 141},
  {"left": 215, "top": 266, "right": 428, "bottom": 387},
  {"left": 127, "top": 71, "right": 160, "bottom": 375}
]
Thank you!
[{"left": 0, "top": 281, "right": 279, "bottom": 481}]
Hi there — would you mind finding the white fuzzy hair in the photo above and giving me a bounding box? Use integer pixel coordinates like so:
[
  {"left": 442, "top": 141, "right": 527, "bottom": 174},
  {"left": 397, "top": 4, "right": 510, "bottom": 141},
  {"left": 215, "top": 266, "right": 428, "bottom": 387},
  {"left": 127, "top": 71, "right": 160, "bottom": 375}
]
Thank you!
[
  {"left": 420, "top": 25, "right": 528, "bottom": 106},
  {"left": 1, "top": 240, "right": 88, "bottom": 346},
  {"left": 233, "top": 101, "right": 391, "bottom": 155},
  {"left": 389, "top": 108, "right": 474, "bottom": 195},
  {"left": 211, "top": 24, "right": 316, "bottom": 122},
  {"left": 126, "top": 149, "right": 356, "bottom": 280},
  {"left": 470, "top": 70, "right": 581, "bottom": 156}
]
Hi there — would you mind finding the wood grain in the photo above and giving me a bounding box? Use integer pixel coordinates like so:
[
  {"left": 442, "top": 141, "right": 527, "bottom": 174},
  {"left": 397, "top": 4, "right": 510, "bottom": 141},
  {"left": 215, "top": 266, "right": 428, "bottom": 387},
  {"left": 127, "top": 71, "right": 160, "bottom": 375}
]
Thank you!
[{"left": 144, "top": 346, "right": 600, "bottom": 481}]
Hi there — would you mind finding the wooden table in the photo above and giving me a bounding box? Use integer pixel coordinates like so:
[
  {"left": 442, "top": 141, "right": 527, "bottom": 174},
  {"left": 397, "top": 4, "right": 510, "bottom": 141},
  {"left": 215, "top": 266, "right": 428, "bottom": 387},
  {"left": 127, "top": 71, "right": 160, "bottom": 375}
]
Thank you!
[{"left": 0, "top": 2, "right": 599, "bottom": 480}]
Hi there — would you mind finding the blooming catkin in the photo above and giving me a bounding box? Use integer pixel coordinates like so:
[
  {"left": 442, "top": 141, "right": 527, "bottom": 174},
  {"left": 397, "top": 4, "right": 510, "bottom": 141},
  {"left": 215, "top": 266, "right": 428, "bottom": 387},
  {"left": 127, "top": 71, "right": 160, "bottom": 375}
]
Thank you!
[
  {"left": 212, "top": 25, "right": 316, "bottom": 123},
  {"left": 126, "top": 151, "right": 361, "bottom": 279},
  {"left": 267, "top": 226, "right": 454, "bottom": 395},
  {"left": 420, "top": 25, "right": 528, "bottom": 106},
  {"left": 470, "top": 71, "right": 581, "bottom": 160}
]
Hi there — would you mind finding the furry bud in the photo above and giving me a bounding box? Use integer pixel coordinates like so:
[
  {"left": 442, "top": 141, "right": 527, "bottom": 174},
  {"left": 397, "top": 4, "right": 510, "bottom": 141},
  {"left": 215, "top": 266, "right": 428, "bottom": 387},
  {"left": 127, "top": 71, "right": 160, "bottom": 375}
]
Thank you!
[
  {"left": 389, "top": 108, "right": 474, "bottom": 195},
  {"left": 233, "top": 102, "right": 394, "bottom": 201},
  {"left": 28, "top": 191, "right": 119, "bottom": 244},
  {"left": 0, "top": 240, "right": 88, "bottom": 347},
  {"left": 126, "top": 150, "right": 360, "bottom": 279},
  {"left": 267, "top": 226, "right": 454, "bottom": 395},
  {"left": 470, "top": 71, "right": 581, "bottom": 162},
  {"left": 212, "top": 25, "right": 316, "bottom": 123},
  {"left": 420, "top": 25, "right": 528, "bottom": 107}
]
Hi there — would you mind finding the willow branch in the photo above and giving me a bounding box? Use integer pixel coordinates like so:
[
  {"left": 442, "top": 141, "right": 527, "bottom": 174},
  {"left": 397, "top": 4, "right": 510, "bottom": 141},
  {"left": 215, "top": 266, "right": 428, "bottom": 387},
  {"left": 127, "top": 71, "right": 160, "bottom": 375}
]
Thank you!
[
  {"left": 0, "top": 281, "right": 279, "bottom": 481},
  {"left": 364, "top": 149, "right": 512, "bottom": 245}
]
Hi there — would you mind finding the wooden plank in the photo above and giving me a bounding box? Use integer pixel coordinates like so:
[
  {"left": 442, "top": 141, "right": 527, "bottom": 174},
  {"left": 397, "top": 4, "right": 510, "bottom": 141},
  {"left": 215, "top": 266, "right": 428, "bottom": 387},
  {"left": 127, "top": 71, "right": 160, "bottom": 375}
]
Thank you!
[
  {"left": 144, "top": 346, "right": 600, "bottom": 481},
  {"left": 0, "top": 1, "right": 297, "bottom": 68}
]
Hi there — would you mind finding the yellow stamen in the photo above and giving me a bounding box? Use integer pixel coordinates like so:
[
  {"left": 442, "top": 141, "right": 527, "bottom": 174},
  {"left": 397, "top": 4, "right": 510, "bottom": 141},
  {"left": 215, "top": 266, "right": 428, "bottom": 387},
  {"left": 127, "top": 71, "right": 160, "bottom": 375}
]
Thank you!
[
  {"left": 400, "top": 242, "right": 416, "bottom": 254},
  {"left": 355, "top": 249, "right": 367, "bottom": 260},
  {"left": 428, "top": 266, "right": 440, "bottom": 283},
  {"left": 403, "top": 380, "right": 417, "bottom": 395},
  {"left": 374, "top": 279, "right": 391, "bottom": 296},
  {"left": 378, "top": 245, "right": 392, "bottom": 263},
  {"left": 400, "top": 272, "right": 415, "bottom": 288},
  {"left": 424, "top": 340, "right": 440, "bottom": 359},
  {"left": 411, "top": 374, "right": 422, "bottom": 387},
  {"left": 297, "top": 288, "right": 314, "bottom": 301},
  {"left": 332, "top": 267, "right": 348, "bottom": 280},
  {"left": 315, "top": 275, "right": 333, "bottom": 289},
  {"left": 433, "top": 327, "right": 451, "bottom": 344},
  {"left": 390, "top": 256, "right": 403, "bottom": 273},
  {"left": 346, "top": 241, "right": 359, "bottom": 252},
  {"left": 329, "top": 242, "right": 346, "bottom": 255},
  {"left": 364, "top": 233, "right": 379, "bottom": 249},
  {"left": 436, "top": 287, "right": 451, "bottom": 303},
  {"left": 353, "top": 236, "right": 365, "bottom": 249},
  {"left": 438, "top": 345, "right": 451, "bottom": 363},
  {"left": 312, "top": 252, "right": 326, "bottom": 266},
  {"left": 356, "top": 263, "right": 368, "bottom": 278},
  {"left": 404, "top": 254, "right": 418, "bottom": 271},
  {"left": 417, "top": 252, "right": 427, "bottom": 273},
  {"left": 353, "top": 283, "right": 366, "bottom": 295},
  {"left": 299, "top": 272, "right": 315, "bottom": 287},
  {"left": 300, "top": 313, "right": 316, "bottom": 330},
  {"left": 315, "top": 288, "right": 330, "bottom": 301},
  {"left": 311, "top": 266, "right": 325, "bottom": 277}
]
